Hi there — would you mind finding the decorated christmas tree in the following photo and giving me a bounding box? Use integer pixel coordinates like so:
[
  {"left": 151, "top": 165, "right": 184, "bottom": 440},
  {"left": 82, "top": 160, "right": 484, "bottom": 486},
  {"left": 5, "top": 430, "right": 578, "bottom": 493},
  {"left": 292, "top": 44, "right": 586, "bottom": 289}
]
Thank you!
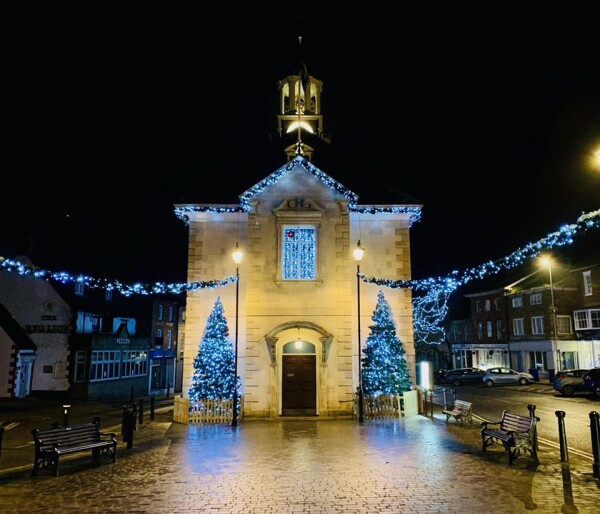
[
  {"left": 362, "top": 290, "right": 412, "bottom": 396},
  {"left": 188, "top": 296, "right": 240, "bottom": 402}
]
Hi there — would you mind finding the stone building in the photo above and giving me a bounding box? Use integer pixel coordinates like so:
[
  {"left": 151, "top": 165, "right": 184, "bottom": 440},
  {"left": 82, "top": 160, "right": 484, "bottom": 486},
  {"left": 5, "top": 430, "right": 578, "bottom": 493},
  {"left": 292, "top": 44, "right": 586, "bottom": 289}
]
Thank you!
[{"left": 175, "top": 66, "right": 421, "bottom": 418}]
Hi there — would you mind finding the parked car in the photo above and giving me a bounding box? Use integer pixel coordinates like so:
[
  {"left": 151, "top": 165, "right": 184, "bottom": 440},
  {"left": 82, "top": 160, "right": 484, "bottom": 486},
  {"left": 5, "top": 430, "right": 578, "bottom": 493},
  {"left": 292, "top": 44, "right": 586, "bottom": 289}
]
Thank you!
[
  {"left": 552, "top": 369, "right": 590, "bottom": 397},
  {"left": 482, "top": 367, "right": 535, "bottom": 387},
  {"left": 582, "top": 368, "right": 600, "bottom": 398},
  {"left": 443, "top": 367, "right": 485, "bottom": 386},
  {"left": 433, "top": 369, "right": 448, "bottom": 384}
]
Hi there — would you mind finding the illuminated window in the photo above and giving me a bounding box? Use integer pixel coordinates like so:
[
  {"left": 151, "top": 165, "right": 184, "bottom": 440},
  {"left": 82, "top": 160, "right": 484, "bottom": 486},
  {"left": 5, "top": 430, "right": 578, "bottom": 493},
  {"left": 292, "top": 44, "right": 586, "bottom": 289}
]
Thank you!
[
  {"left": 282, "top": 226, "right": 316, "bottom": 280},
  {"left": 513, "top": 318, "right": 524, "bottom": 336},
  {"left": 512, "top": 296, "right": 523, "bottom": 308},
  {"left": 158, "top": 304, "right": 164, "bottom": 321},
  {"left": 486, "top": 321, "right": 493, "bottom": 338},
  {"left": 530, "top": 293, "right": 542, "bottom": 305},
  {"left": 90, "top": 351, "right": 121, "bottom": 382},
  {"left": 556, "top": 315, "right": 572, "bottom": 334},
  {"left": 496, "top": 320, "right": 503, "bottom": 340},
  {"left": 574, "top": 309, "right": 600, "bottom": 330},
  {"left": 75, "top": 282, "right": 85, "bottom": 296},
  {"left": 121, "top": 351, "right": 148, "bottom": 377},
  {"left": 531, "top": 316, "right": 544, "bottom": 335}
]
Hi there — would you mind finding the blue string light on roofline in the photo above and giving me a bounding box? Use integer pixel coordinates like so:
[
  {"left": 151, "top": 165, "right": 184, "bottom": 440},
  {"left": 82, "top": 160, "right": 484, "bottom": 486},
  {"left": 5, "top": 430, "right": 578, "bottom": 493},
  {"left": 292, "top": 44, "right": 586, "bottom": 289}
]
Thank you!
[
  {"left": 0, "top": 209, "right": 597, "bottom": 297},
  {"left": 173, "top": 156, "right": 423, "bottom": 227}
]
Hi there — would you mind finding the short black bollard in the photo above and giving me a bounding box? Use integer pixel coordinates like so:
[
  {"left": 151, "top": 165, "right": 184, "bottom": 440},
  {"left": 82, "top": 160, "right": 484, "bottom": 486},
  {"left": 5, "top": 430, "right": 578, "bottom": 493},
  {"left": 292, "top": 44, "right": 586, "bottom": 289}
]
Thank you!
[
  {"left": 527, "top": 404, "right": 539, "bottom": 453},
  {"left": 428, "top": 390, "right": 434, "bottom": 418},
  {"left": 121, "top": 405, "right": 134, "bottom": 449},
  {"left": 138, "top": 398, "right": 144, "bottom": 425},
  {"left": 150, "top": 397, "right": 155, "bottom": 421},
  {"left": 62, "top": 404, "right": 71, "bottom": 426},
  {"left": 590, "top": 411, "right": 599, "bottom": 480},
  {"left": 555, "top": 410, "right": 569, "bottom": 462}
]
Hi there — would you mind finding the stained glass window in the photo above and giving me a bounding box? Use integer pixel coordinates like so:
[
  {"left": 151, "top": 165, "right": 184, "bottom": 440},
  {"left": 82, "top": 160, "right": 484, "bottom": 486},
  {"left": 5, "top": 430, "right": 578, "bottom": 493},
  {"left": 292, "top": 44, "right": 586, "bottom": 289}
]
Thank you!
[{"left": 282, "top": 226, "right": 316, "bottom": 280}]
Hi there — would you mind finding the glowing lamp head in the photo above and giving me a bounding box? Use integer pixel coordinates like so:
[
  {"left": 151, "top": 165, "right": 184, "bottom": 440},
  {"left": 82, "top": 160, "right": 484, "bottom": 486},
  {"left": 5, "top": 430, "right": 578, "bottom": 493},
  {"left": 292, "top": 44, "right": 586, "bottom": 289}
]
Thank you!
[
  {"left": 232, "top": 243, "right": 243, "bottom": 265},
  {"left": 353, "top": 240, "right": 365, "bottom": 263}
]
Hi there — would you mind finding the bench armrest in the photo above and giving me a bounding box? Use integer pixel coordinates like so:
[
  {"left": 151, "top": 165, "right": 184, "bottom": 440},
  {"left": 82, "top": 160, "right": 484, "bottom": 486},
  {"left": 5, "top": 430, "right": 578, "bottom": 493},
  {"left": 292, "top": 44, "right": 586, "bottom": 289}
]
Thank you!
[{"left": 480, "top": 420, "right": 501, "bottom": 429}]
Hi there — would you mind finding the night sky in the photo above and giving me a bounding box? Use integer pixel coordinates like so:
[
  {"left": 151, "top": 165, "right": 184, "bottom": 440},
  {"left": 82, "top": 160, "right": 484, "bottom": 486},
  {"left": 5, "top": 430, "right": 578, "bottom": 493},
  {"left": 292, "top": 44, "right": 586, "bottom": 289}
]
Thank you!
[{"left": 2, "top": 6, "right": 599, "bottom": 286}]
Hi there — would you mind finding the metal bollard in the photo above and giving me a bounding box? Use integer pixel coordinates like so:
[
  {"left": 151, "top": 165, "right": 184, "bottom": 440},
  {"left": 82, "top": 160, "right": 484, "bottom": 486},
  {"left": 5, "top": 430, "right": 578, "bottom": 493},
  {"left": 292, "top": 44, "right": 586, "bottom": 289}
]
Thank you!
[
  {"left": 62, "top": 404, "right": 71, "bottom": 426},
  {"left": 527, "top": 404, "right": 539, "bottom": 453},
  {"left": 138, "top": 398, "right": 144, "bottom": 425},
  {"left": 121, "top": 405, "right": 133, "bottom": 448},
  {"left": 590, "top": 411, "right": 599, "bottom": 480},
  {"left": 130, "top": 402, "right": 137, "bottom": 431},
  {"left": 442, "top": 388, "right": 448, "bottom": 409},
  {"left": 150, "top": 396, "right": 156, "bottom": 421},
  {"left": 555, "top": 410, "right": 569, "bottom": 462},
  {"left": 428, "top": 390, "right": 434, "bottom": 418}
]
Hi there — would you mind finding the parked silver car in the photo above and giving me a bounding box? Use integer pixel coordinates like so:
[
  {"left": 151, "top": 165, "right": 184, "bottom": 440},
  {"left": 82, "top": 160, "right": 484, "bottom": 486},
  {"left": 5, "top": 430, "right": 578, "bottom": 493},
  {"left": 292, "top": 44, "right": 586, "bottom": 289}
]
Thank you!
[
  {"left": 552, "top": 368, "right": 590, "bottom": 397},
  {"left": 482, "top": 367, "right": 535, "bottom": 387}
]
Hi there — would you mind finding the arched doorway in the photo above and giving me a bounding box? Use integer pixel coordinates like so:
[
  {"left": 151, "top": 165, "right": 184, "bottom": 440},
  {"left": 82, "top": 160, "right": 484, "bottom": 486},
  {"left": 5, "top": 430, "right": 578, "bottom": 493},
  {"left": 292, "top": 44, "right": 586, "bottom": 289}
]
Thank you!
[{"left": 281, "top": 340, "right": 316, "bottom": 416}]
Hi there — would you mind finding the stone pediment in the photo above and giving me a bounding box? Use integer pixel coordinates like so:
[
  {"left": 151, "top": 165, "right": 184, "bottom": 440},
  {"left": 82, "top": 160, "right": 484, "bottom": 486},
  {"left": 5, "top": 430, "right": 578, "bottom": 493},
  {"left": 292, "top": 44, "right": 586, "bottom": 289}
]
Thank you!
[{"left": 273, "top": 198, "right": 324, "bottom": 213}]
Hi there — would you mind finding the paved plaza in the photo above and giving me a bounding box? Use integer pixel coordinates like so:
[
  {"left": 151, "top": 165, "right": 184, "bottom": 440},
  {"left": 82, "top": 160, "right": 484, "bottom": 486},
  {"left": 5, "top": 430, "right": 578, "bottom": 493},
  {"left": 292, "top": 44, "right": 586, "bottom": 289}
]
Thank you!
[{"left": 0, "top": 397, "right": 599, "bottom": 513}]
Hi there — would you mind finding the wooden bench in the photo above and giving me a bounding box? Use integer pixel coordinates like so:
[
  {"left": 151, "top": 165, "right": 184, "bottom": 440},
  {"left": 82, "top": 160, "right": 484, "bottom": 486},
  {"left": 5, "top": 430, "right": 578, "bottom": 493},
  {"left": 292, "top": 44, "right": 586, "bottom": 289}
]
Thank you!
[
  {"left": 442, "top": 399, "right": 473, "bottom": 425},
  {"left": 31, "top": 420, "right": 118, "bottom": 476},
  {"left": 480, "top": 410, "right": 539, "bottom": 465}
]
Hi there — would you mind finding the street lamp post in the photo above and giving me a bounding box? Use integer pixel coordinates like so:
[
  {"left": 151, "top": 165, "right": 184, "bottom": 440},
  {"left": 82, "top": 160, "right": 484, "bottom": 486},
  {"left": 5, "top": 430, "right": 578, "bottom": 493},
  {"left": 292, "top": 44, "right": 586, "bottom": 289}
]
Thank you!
[
  {"left": 231, "top": 242, "right": 243, "bottom": 427},
  {"left": 541, "top": 256, "right": 560, "bottom": 372},
  {"left": 353, "top": 240, "right": 365, "bottom": 423}
]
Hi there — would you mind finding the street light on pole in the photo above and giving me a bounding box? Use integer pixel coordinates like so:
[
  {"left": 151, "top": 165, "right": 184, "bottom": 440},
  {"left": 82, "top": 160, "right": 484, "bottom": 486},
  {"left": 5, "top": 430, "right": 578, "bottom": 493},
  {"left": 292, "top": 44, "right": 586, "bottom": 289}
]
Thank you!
[
  {"left": 353, "top": 240, "right": 365, "bottom": 423},
  {"left": 231, "top": 242, "right": 243, "bottom": 427},
  {"left": 540, "top": 255, "right": 560, "bottom": 371}
]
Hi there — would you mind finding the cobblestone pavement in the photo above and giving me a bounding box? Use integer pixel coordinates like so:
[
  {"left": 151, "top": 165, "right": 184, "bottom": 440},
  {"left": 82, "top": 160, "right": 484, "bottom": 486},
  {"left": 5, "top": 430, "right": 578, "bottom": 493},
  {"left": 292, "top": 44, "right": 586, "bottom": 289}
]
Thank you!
[{"left": 1, "top": 403, "right": 599, "bottom": 514}]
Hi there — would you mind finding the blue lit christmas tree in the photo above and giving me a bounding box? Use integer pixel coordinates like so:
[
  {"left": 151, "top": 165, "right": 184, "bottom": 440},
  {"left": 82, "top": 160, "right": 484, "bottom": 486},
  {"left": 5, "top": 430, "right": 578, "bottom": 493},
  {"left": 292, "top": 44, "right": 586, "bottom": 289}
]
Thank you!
[
  {"left": 362, "top": 290, "right": 412, "bottom": 396},
  {"left": 188, "top": 296, "right": 240, "bottom": 402}
]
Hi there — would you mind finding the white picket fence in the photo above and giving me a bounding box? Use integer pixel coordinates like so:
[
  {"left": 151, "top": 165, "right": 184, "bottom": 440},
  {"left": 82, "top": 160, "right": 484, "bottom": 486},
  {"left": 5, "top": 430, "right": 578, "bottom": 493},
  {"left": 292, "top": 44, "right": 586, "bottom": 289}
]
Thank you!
[
  {"left": 173, "top": 390, "right": 419, "bottom": 424},
  {"left": 357, "top": 390, "right": 419, "bottom": 420},
  {"left": 173, "top": 396, "right": 244, "bottom": 424}
]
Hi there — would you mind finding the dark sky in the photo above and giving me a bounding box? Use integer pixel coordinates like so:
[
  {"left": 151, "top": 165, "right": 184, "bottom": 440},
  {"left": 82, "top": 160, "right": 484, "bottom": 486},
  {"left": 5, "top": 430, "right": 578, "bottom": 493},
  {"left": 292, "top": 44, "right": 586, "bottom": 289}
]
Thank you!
[{"left": 2, "top": 6, "right": 599, "bottom": 285}]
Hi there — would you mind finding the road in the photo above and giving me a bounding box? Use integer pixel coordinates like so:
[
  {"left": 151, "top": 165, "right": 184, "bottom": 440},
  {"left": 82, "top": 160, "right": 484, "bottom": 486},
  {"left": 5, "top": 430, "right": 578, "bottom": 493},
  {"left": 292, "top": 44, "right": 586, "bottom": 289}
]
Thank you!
[{"left": 431, "top": 382, "right": 600, "bottom": 459}]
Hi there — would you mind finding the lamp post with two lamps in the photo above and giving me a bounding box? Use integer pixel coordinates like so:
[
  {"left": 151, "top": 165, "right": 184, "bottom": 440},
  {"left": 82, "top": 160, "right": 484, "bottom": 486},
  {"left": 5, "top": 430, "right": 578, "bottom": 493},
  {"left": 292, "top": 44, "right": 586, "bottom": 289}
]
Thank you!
[
  {"left": 540, "top": 255, "right": 560, "bottom": 372},
  {"left": 353, "top": 240, "right": 365, "bottom": 423},
  {"left": 231, "top": 242, "right": 243, "bottom": 427}
]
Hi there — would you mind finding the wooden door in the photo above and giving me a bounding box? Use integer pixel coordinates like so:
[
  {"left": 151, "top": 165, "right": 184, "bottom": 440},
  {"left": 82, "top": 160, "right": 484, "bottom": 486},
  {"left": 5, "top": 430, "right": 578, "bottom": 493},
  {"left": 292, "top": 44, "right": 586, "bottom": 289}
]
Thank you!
[{"left": 282, "top": 355, "right": 316, "bottom": 415}]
